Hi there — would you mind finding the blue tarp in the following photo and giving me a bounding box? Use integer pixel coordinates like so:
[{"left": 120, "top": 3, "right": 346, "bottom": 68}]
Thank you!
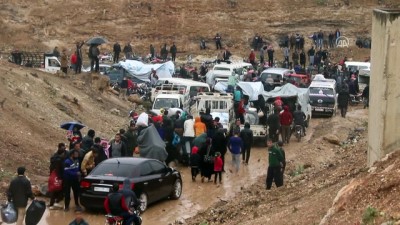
[{"left": 119, "top": 60, "right": 174, "bottom": 82}]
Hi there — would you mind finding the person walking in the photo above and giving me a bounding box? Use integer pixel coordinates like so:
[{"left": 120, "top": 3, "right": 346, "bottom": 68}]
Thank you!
[
  {"left": 277, "top": 141, "right": 286, "bottom": 185},
  {"left": 190, "top": 146, "right": 201, "bottom": 181},
  {"left": 183, "top": 115, "right": 195, "bottom": 158},
  {"left": 240, "top": 122, "right": 253, "bottom": 165},
  {"left": 7, "top": 167, "right": 35, "bottom": 225},
  {"left": 81, "top": 129, "right": 95, "bottom": 152},
  {"left": 265, "top": 139, "right": 284, "bottom": 190},
  {"left": 63, "top": 150, "right": 82, "bottom": 211},
  {"left": 75, "top": 41, "right": 84, "bottom": 74},
  {"left": 49, "top": 143, "right": 68, "bottom": 210},
  {"left": 170, "top": 43, "right": 177, "bottom": 62},
  {"left": 70, "top": 51, "right": 77, "bottom": 73},
  {"left": 338, "top": 84, "right": 350, "bottom": 118},
  {"left": 280, "top": 105, "right": 293, "bottom": 144},
  {"left": 113, "top": 42, "right": 121, "bottom": 63},
  {"left": 213, "top": 152, "right": 223, "bottom": 185},
  {"left": 212, "top": 129, "right": 227, "bottom": 172},
  {"left": 228, "top": 131, "right": 243, "bottom": 173},
  {"left": 69, "top": 208, "right": 89, "bottom": 225},
  {"left": 199, "top": 138, "right": 215, "bottom": 182},
  {"left": 267, "top": 109, "right": 280, "bottom": 143}
]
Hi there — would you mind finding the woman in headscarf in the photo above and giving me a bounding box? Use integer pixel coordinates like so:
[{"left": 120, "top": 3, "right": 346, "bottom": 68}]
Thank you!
[{"left": 198, "top": 138, "right": 215, "bottom": 182}]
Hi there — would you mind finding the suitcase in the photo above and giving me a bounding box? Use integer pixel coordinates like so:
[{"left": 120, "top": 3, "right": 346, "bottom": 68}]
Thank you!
[{"left": 25, "top": 200, "right": 46, "bottom": 225}]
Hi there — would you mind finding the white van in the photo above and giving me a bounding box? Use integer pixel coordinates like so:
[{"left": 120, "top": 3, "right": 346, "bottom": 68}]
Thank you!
[
  {"left": 344, "top": 61, "right": 370, "bottom": 73},
  {"left": 152, "top": 78, "right": 210, "bottom": 101},
  {"left": 152, "top": 93, "right": 191, "bottom": 115},
  {"left": 309, "top": 75, "right": 337, "bottom": 117},
  {"left": 205, "top": 62, "right": 253, "bottom": 88}
]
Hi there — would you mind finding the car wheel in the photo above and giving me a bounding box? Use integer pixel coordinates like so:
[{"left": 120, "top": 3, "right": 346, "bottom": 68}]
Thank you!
[
  {"left": 170, "top": 179, "right": 182, "bottom": 199},
  {"left": 139, "top": 192, "right": 148, "bottom": 212}
]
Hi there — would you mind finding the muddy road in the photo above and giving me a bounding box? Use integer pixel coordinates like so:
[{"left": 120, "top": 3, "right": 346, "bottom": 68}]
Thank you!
[{"left": 38, "top": 118, "right": 326, "bottom": 225}]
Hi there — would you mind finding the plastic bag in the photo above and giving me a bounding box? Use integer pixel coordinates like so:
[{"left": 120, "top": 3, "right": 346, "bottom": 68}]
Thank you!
[
  {"left": 48, "top": 171, "right": 63, "bottom": 192},
  {"left": 25, "top": 200, "right": 46, "bottom": 225},
  {"left": 1, "top": 202, "right": 17, "bottom": 224},
  {"left": 172, "top": 132, "right": 180, "bottom": 146},
  {"left": 136, "top": 112, "right": 149, "bottom": 127}
]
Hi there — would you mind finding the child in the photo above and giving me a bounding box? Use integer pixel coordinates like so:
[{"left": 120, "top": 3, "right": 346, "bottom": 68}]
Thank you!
[
  {"left": 214, "top": 152, "right": 223, "bottom": 185},
  {"left": 190, "top": 146, "right": 201, "bottom": 181}
]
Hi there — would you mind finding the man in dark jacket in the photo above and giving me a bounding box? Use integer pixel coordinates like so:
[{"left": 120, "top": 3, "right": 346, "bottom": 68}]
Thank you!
[
  {"left": 279, "top": 105, "right": 293, "bottom": 144},
  {"left": 75, "top": 41, "right": 84, "bottom": 74},
  {"left": 362, "top": 84, "right": 369, "bottom": 109},
  {"left": 7, "top": 167, "right": 35, "bottom": 225},
  {"left": 123, "top": 125, "right": 138, "bottom": 157},
  {"left": 93, "top": 137, "right": 108, "bottom": 165},
  {"left": 123, "top": 43, "right": 133, "bottom": 60},
  {"left": 81, "top": 129, "right": 95, "bottom": 152},
  {"left": 266, "top": 140, "right": 284, "bottom": 190},
  {"left": 63, "top": 150, "right": 81, "bottom": 211},
  {"left": 113, "top": 42, "right": 121, "bottom": 63},
  {"left": 149, "top": 44, "right": 155, "bottom": 59},
  {"left": 267, "top": 109, "right": 280, "bottom": 142},
  {"left": 300, "top": 50, "right": 306, "bottom": 69},
  {"left": 338, "top": 85, "right": 350, "bottom": 118},
  {"left": 292, "top": 105, "right": 306, "bottom": 135},
  {"left": 170, "top": 43, "right": 177, "bottom": 62},
  {"left": 240, "top": 122, "right": 253, "bottom": 165},
  {"left": 161, "top": 44, "right": 168, "bottom": 61},
  {"left": 49, "top": 143, "right": 68, "bottom": 209},
  {"left": 104, "top": 183, "right": 137, "bottom": 225}
]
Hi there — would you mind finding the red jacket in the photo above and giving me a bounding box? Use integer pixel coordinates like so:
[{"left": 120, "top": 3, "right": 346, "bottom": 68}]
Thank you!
[
  {"left": 214, "top": 156, "right": 223, "bottom": 172},
  {"left": 279, "top": 107, "right": 293, "bottom": 126},
  {"left": 104, "top": 194, "right": 129, "bottom": 214},
  {"left": 249, "top": 52, "right": 256, "bottom": 61},
  {"left": 70, "top": 54, "right": 77, "bottom": 65}
]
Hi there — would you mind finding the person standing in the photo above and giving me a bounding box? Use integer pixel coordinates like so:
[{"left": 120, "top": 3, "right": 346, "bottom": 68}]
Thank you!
[
  {"left": 267, "top": 45, "right": 274, "bottom": 67},
  {"left": 49, "top": 143, "right": 68, "bottom": 210},
  {"left": 228, "top": 131, "right": 243, "bottom": 173},
  {"left": 161, "top": 44, "right": 168, "bottom": 61},
  {"left": 123, "top": 43, "right": 133, "bottom": 60},
  {"left": 222, "top": 48, "right": 231, "bottom": 61},
  {"left": 93, "top": 137, "right": 108, "bottom": 165},
  {"left": 259, "top": 46, "right": 265, "bottom": 64},
  {"left": 183, "top": 115, "right": 195, "bottom": 158},
  {"left": 113, "top": 42, "right": 121, "bottom": 63},
  {"left": 190, "top": 146, "right": 201, "bottom": 181},
  {"left": 300, "top": 49, "right": 306, "bottom": 69},
  {"left": 308, "top": 46, "right": 315, "bottom": 66},
  {"left": 265, "top": 139, "right": 284, "bottom": 190},
  {"left": 215, "top": 33, "right": 222, "bottom": 50},
  {"left": 279, "top": 105, "right": 293, "bottom": 144},
  {"left": 70, "top": 51, "right": 77, "bottom": 73},
  {"left": 75, "top": 41, "right": 84, "bottom": 74},
  {"left": 63, "top": 150, "right": 81, "bottom": 211},
  {"left": 123, "top": 124, "right": 138, "bottom": 157},
  {"left": 69, "top": 209, "right": 89, "bottom": 225},
  {"left": 248, "top": 49, "right": 256, "bottom": 67},
  {"left": 109, "top": 133, "right": 127, "bottom": 157},
  {"left": 81, "top": 129, "right": 95, "bottom": 152},
  {"left": 7, "top": 167, "right": 35, "bottom": 225},
  {"left": 170, "top": 43, "right": 177, "bottom": 62},
  {"left": 240, "top": 122, "right": 253, "bottom": 165},
  {"left": 292, "top": 50, "right": 299, "bottom": 67},
  {"left": 149, "top": 44, "right": 155, "bottom": 59},
  {"left": 267, "top": 109, "right": 280, "bottom": 143},
  {"left": 60, "top": 48, "right": 69, "bottom": 75},
  {"left": 213, "top": 152, "right": 223, "bottom": 185},
  {"left": 283, "top": 46, "right": 289, "bottom": 68},
  {"left": 277, "top": 141, "right": 286, "bottom": 185},
  {"left": 212, "top": 129, "right": 228, "bottom": 172}
]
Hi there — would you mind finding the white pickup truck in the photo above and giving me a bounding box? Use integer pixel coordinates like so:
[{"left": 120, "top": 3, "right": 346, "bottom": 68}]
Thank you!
[{"left": 9, "top": 52, "right": 62, "bottom": 74}]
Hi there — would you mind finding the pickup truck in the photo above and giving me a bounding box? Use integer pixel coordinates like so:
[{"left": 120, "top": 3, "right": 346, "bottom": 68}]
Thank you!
[{"left": 9, "top": 52, "right": 62, "bottom": 74}]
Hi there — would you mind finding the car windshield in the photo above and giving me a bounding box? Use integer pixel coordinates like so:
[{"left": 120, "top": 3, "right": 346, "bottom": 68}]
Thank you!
[
  {"left": 261, "top": 73, "right": 282, "bottom": 82},
  {"left": 310, "top": 87, "right": 334, "bottom": 96},
  {"left": 153, "top": 98, "right": 179, "bottom": 109},
  {"left": 91, "top": 163, "right": 137, "bottom": 178},
  {"left": 214, "top": 67, "right": 231, "bottom": 71}
]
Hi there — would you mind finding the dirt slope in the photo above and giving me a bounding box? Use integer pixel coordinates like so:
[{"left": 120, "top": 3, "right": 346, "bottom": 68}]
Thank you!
[
  {"left": 0, "top": 61, "right": 131, "bottom": 194},
  {"left": 1, "top": 0, "right": 398, "bottom": 56},
  {"left": 186, "top": 108, "right": 372, "bottom": 225}
]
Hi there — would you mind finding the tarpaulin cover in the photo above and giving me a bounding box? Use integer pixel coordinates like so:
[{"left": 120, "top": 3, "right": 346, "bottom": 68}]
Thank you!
[
  {"left": 237, "top": 82, "right": 264, "bottom": 101},
  {"left": 262, "top": 83, "right": 310, "bottom": 115},
  {"left": 119, "top": 60, "right": 174, "bottom": 82}
]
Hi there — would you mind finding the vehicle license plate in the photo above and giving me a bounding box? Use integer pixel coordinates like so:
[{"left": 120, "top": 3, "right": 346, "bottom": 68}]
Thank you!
[
  {"left": 315, "top": 108, "right": 324, "bottom": 112},
  {"left": 94, "top": 187, "right": 109, "bottom": 192}
]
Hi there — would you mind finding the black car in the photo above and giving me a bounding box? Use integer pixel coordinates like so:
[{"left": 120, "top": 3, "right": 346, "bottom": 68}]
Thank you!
[{"left": 80, "top": 158, "right": 182, "bottom": 212}]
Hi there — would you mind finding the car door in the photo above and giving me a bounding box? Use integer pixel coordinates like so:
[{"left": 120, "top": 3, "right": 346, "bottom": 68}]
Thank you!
[
  {"left": 149, "top": 161, "right": 173, "bottom": 198},
  {"left": 139, "top": 162, "right": 160, "bottom": 203}
]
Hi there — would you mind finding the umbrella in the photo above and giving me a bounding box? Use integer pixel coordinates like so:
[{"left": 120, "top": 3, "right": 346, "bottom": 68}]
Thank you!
[
  {"left": 86, "top": 36, "right": 108, "bottom": 45},
  {"left": 60, "top": 121, "right": 85, "bottom": 131}
]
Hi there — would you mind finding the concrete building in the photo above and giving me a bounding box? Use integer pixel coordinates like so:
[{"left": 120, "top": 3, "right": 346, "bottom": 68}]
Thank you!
[{"left": 368, "top": 9, "right": 400, "bottom": 166}]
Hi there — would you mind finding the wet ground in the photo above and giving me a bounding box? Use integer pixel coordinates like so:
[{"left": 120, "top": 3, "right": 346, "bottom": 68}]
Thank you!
[{"left": 39, "top": 118, "right": 327, "bottom": 225}]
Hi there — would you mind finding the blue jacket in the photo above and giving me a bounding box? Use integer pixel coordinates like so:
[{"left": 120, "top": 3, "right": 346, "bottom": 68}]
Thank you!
[
  {"left": 64, "top": 158, "right": 80, "bottom": 180},
  {"left": 228, "top": 136, "right": 243, "bottom": 154}
]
